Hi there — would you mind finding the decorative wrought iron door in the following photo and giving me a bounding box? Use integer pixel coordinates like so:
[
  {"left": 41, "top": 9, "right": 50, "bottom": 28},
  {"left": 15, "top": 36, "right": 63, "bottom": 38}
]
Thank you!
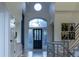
[{"left": 33, "top": 29, "right": 42, "bottom": 49}]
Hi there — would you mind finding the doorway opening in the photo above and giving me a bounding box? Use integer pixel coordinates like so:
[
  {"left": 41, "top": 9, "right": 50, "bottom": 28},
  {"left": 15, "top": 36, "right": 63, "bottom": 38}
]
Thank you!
[
  {"left": 33, "top": 28, "right": 42, "bottom": 49},
  {"left": 28, "top": 18, "right": 48, "bottom": 57}
]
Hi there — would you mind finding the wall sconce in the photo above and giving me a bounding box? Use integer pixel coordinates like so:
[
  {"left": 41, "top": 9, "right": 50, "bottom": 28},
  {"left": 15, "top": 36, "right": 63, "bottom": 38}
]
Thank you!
[{"left": 10, "top": 17, "right": 16, "bottom": 28}]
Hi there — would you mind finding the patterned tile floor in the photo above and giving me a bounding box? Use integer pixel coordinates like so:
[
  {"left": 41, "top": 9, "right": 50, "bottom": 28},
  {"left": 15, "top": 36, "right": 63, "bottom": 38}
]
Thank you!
[{"left": 28, "top": 50, "right": 47, "bottom": 57}]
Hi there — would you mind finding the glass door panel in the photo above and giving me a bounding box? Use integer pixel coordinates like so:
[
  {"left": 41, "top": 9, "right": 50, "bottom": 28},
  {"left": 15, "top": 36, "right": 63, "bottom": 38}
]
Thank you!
[{"left": 33, "top": 29, "right": 42, "bottom": 49}]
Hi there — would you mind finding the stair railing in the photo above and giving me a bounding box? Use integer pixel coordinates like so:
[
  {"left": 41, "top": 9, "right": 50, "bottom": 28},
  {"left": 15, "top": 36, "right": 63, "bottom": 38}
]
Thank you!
[{"left": 47, "top": 41, "right": 73, "bottom": 57}]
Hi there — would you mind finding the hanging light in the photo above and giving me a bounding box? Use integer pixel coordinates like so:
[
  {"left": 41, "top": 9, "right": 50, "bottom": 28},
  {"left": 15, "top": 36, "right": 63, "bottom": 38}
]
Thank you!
[{"left": 34, "top": 3, "right": 42, "bottom": 11}]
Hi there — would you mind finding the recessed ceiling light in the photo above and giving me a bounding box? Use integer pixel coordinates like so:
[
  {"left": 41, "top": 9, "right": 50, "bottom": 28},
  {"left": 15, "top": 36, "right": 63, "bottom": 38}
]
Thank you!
[{"left": 34, "top": 3, "right": 42, "bottom": 11}]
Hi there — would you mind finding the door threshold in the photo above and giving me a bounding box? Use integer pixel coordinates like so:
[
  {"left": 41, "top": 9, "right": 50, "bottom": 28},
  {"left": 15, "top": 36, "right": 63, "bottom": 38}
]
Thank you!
[{"left": 33, "top": 49, "right": 42, "bottom": 51}]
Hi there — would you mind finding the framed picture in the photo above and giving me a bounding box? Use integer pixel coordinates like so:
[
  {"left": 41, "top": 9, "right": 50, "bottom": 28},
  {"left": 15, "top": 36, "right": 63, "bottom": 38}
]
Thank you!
[
  {"left": 69, "top": 32, "right": 75, "bottom": 39},
  {"left": 69, "top": 23, "right": 75, "bottom": 31},
  {"left": 61, "top": 32, "right": 69, "bottom": 40},
  {"left": 61, "top": 23, "right": 75, "bottom": 40},
  {"left": 62, "top": 23, "right": 69, "bottom": 31}
]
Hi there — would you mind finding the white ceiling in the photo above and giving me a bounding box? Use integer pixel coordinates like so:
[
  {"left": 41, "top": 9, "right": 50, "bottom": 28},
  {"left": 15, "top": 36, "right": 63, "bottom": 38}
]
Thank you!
[{"left": 4, "top": 2, "right": 79, "bottom": 24}]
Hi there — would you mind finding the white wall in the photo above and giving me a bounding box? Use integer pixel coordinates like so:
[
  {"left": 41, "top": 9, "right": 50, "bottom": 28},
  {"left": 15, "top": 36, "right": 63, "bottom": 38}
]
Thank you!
[
  {"left": 55, "top": 3, "right": 79, "bottom": 41},
  {"left": 48, "top": 23, "right": 54, "bottom": 42},
  {"left": 0, "top": 3, "right": 5, "bottom": 56},
  {"left": 55, "top": 12, "right": 79, "bottom": 41},
  {"left": 5, "top": 2, "right": 23, "bottom": 57},
  {"left": 5, "top": 2, "right": 22, "bottom": 43},
  {"left": 4, "top": 11, "right": 11, "bottom": 57},
  {"left": 0, "top": 2, "right": 23, "bottom": 57},
  {"left": 0, "top": 2, "right": 12, "bottom": 57}
]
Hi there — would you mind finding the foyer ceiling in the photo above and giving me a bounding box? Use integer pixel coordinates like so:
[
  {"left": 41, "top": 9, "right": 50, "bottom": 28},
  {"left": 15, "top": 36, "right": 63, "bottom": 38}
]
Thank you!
[
  {"left": 56, "top": 2, "right": 79, "bottom": 11},
  {"left": 4, "top": 2, "right": 79, "bottom": 24}
]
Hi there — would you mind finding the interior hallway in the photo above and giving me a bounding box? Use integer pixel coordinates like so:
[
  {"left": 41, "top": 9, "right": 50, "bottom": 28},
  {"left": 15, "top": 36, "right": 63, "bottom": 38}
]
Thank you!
[{"left": 0, "top": 2, "right": 79, "bottom": 57}]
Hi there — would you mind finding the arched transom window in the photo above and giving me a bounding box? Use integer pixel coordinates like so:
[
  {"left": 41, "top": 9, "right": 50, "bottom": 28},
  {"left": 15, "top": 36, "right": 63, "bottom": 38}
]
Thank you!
[{"left": 29, "top": 18, "right": 47, "bottom": 28}]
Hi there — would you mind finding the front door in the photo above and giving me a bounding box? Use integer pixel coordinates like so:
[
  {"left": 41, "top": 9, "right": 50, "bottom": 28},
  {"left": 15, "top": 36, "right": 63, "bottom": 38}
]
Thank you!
[{"left": 33, "top": 29, "right": 42, "bottom": 49}]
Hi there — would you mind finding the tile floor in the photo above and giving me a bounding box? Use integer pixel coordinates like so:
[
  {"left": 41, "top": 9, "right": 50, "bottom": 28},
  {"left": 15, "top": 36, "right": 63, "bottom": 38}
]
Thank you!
[{"left": 28, "top": 50, "right": 47, "bottom": 57}]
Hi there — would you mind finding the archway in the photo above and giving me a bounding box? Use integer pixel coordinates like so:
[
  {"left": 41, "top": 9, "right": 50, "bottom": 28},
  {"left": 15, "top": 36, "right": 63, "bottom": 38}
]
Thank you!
[{"left": 28, "top": 18, "right": 48, "bottom": 57}]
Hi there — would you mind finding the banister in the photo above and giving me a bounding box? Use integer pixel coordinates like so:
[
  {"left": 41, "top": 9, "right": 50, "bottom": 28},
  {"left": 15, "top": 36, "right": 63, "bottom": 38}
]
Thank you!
[{"left": 47, "top": 41, "right": 72, "bottom": 57}]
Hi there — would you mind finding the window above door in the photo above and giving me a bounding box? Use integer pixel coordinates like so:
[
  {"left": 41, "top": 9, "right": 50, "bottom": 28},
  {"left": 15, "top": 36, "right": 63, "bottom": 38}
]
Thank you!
[{"left": 29, "top": 18, "right": 47, "bottom": 28}]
